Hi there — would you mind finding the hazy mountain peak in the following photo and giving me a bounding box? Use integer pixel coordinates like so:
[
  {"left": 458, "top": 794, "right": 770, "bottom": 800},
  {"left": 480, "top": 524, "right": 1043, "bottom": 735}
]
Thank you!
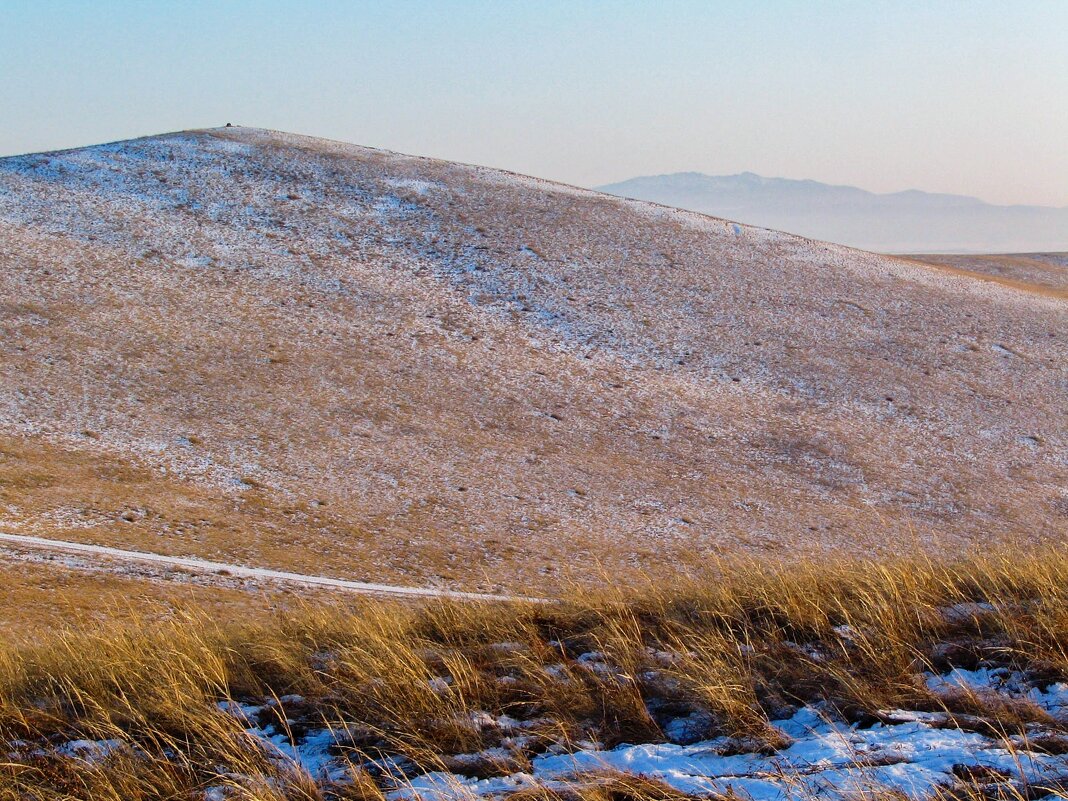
[{"left": 597, "top": 171, "right": 1067, "bottom": 252}]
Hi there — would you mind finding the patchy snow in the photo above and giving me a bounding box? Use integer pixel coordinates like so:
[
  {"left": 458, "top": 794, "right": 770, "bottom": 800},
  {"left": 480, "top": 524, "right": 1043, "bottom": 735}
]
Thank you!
[
  {"left": 2, "top": 124, "right": 1066, "bottom": 592},
  {"left": 27, "top": 666, "right": 1068, "bottom": 800},
  {"left": 927, "top": 667, "right": 1068, "bottom": 716},
  {"left": 55, "top": 738, "right": 128, "bottom": 762},
  {"left": 387, "top": 703, "right": 1068, "bottom": 800},
  {"left": 256, "top": 725, "right": 348, "bottom": 783},
  {"left": 206, "top": 670, "right": 1068, "bottom": 801}
]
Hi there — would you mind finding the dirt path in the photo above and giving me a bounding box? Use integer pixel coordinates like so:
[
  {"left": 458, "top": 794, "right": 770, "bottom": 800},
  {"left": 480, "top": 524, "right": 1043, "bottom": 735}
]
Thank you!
[{"left": 0, "top": 533, "right": 539, "bottom": 603}]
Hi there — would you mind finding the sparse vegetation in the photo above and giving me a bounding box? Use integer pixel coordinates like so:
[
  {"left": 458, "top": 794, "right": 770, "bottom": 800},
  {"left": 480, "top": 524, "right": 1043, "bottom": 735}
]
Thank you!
[
  {"left": 2, "top": 548, "right": 1068, "bottom": 799},
  {"left": 1, "top": 128, "right": 1065, "bottom": 800},
  {"left": 2, "top": 128, "right": 1065, "bottom": 599}
]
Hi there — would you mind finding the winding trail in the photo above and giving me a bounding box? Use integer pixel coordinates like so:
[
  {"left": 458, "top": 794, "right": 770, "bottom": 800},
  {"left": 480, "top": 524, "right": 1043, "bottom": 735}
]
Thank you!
[{"left": 0, "top": 532, "right": 539, "bottom": 603}]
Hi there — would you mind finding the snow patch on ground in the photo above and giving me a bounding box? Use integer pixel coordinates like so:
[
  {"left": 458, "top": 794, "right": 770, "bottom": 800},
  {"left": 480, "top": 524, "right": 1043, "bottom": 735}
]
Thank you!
[
  {"left": 204, "top": 670, "right": 1068, "bottom": 801},
  {"left": 927, "top": 666, "right": 1068, "bottom": 716},
  {"left": 391, "top": 703, "right": 1068, "bottom": 801},
  {"left": 22, "top": 662, "right": 1068, "bottom": 800}
]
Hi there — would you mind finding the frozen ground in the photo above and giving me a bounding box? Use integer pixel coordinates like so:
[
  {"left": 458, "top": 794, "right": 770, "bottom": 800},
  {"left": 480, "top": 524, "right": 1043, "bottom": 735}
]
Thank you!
[
  {"left": 240, "top": 668, "right": 1068, "bottom": 800},
  {"left": 390, "top": 702, "right": 1068, "bottom": 801},
  {"left": 908, "top": 252, "right": 1068, "bottom": 295},
  {"left": 26, "top": 662, "right": 1067, "bottom": 801}
]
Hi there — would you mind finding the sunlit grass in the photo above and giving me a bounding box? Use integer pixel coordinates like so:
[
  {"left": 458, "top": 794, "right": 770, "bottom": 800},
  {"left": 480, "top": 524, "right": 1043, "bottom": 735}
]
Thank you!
[{"left": 2, "top": 546, "right": 1067, "bottom": 799}]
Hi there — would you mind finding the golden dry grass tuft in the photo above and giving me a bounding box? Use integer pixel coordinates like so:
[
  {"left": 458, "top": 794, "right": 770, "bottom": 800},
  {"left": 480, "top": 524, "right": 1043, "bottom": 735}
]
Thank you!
[{"left": 2, "top": 547, "right": 1068, "bottom": 799}]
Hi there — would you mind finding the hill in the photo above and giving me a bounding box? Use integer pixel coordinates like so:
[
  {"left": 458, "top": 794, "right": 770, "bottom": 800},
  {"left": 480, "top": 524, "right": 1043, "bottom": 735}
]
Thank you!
[
  {"left": 907, "top": 252, "right": 1068, "bottom": 296},
  {"left": 0, "top": 128, "right": 1065, "bottom": 595},
  {"left": 597, "top": 172, "right": 1068, "bottom": 253}
]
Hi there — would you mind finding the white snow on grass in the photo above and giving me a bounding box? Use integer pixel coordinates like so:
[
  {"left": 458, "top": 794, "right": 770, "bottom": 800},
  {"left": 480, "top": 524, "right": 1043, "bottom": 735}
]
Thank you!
[
  {"left": 390, "top": 704, "right": 1068, "bottom": 801},
  {"left": 2, "top": 126, "right": 1065, "bottom": 564},
  {"left": 28, "top": 665, "right": 1068, "bottom": 800},
  {"left": 204, "top": 671, "right": 1068, "bottom": 801},
  {"left": 927, "top": 666, "right": 1068, "bottom": 716}
]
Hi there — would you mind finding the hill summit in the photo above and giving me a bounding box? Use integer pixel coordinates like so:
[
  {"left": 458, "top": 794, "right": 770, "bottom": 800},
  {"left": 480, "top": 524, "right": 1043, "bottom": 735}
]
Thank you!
[{"left": 0, "top": 128, "right": 1064, "bottom": 593}]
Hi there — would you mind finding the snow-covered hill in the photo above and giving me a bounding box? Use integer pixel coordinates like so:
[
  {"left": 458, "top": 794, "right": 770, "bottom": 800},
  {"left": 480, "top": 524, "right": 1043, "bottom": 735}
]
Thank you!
[{"left": 1, "top": 128, "right": 1064, "bottom": 593}]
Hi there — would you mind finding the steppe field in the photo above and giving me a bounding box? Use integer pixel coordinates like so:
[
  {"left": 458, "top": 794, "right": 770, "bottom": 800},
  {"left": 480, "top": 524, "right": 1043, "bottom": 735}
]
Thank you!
[{"left": 0, "top": 128, "right": 1065, "bottom": 801}]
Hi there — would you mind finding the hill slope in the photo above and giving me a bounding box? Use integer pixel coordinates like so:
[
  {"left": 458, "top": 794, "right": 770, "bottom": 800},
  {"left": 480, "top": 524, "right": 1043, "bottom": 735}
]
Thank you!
[
  {"left": 597, "top": 172, "right": 1068, "bottom": 253},
  {"left": 908, "top": 252, "right": 1068, "bottom": 296},
  {"left": 1, "top": 128, "right": 1065, "bottom": 593}
]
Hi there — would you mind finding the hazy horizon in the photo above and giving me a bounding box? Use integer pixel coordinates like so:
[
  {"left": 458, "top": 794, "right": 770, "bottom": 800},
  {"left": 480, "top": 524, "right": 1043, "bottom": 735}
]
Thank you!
[
  {"left": 598, "top": 171, "right": 1068, "bottom": 252},
  {"left": 2, "top": 1, "right": 1067, "bottom": 208},
  {"left": 599, "top": 169, "right": 1068, "bottom": 210}
]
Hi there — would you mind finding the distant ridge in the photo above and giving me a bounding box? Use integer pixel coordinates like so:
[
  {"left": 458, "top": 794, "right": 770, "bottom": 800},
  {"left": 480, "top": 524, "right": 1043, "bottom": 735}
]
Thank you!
[{"left": 596, "top": 172, "right": 1068, "bottom": 253}]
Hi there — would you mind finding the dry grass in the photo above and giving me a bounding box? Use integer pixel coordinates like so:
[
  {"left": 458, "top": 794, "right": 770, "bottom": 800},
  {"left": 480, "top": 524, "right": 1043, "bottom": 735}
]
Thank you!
[
  {"left": 0, "top": 555, "right": 343, "bottom": 639},
  {"left": 3, "top": 127, "right": 1066, "bottom": 598},
  {"left": 2, "top": 547, "right": 1068, "bottom": 799},
  {"left": 907, "top": 252, "right": 1068, "bottom": 297}
]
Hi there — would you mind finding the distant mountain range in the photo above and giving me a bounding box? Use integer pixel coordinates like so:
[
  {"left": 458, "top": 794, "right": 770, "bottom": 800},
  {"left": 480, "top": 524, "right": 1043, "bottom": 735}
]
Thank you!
[{"left": 596, "top": 172, "right": 1068, "bottom": 253}]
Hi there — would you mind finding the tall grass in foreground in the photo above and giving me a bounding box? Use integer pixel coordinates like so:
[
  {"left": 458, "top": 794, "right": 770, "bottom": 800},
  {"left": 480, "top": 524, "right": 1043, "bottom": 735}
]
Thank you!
[{"left": 1, "top": 547, "right": 1067, "bottom": 800}]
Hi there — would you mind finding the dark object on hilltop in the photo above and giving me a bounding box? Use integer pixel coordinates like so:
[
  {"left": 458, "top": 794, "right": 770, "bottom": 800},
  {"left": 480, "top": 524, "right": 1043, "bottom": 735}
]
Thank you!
[{"left": 225, "top": 122, "right": 233, "bottom": 127}]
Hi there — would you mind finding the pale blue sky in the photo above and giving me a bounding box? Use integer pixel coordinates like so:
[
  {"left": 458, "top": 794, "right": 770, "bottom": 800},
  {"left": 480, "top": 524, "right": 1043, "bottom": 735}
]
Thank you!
[{"left": 2, "top": 1, "right": 1066, "bottom": 206}]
